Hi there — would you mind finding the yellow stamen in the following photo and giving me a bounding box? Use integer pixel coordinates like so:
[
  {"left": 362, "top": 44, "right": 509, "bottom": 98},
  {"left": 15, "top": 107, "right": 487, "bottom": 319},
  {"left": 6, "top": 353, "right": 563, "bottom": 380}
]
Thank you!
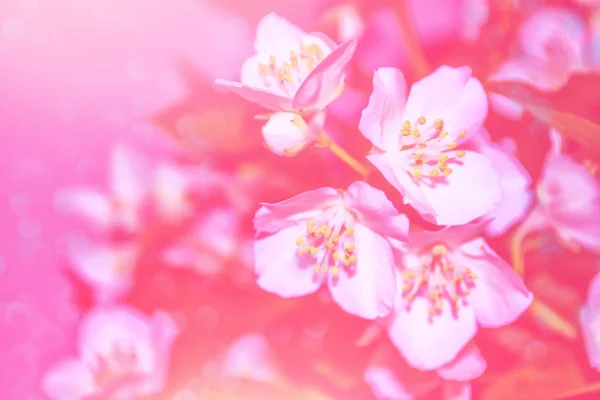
[
  {"left": 331, "top": 266, "right": 340, "bottom": 277},
  {"left": 411, "top": 129, "right": 420, "bottom": 138},
  {"left": 345, "top": 243, "right": 355, "bottom": 253},
  {"left": 458, "top": 130, "right": 467, "bottom": 137},
  {"left": 417, "top": 117, "right": 426, "bottom": 125},
  {"left": 434, "top": 119, "right": 444, "bottom": 130},
  {"left": 439, "top": 154, "right": 449, "bottom": 163},
  {"left": 456, "top": 150, "right": 466, "bottom": 157},
  {"left": 443, "top": 168, "right": 453, "bottom": 176},
  {"left": 296, "top": 237, "right": 305, "bottom": 246},
  {"left": 411, "top": 170, "right": 422, "bottom": 178},
  {"left": 432, "top": 245, "right": 447, "bottom": 255},
  {"left": 429, "top": 169, "right": 439, "bottom": 177},
  {"left": 344, "top": 228, "right": 354, "bottom": 236},
  {"left": 446, "top": 142, "right": 458, "bottom": 150},
  {"left": 439, "top": 131, "right": 448, "bottom": 139}
]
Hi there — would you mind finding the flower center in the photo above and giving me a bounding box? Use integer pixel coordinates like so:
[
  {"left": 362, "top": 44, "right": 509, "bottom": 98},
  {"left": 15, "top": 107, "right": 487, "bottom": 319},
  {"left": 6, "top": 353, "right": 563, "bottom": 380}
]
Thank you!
[
  {"left": 401, "top": 244, "right": 478, "bottom": 319},
  {"left": 399, "top": 117, "right": 467, "bottom": 179},
  {"left": 295, "top": 213, "right": 357, "bottom": 280},
  {"left": 257, "top": 42, "right": 326, "bottom": 96},
  {"left": 91, "top": 344, "right": 139, "bottom": 389}
]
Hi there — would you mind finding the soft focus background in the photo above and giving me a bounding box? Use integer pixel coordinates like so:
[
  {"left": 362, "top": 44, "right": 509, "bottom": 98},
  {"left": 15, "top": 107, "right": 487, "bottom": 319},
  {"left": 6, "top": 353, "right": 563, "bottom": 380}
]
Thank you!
[{"left": 2, "top": 0, "right": 600, "bottom": 399}]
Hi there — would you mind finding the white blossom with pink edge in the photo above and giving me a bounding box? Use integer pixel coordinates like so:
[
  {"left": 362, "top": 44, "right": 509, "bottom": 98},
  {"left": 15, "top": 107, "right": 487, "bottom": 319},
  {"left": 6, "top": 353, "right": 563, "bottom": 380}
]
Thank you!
[
  {"left": 359, "top": 66, "right": 502, "bottom": 226},
  {"left": 365, "top": 344, "right": 486, "bottom": 400},
  {"left": 42, "top": 306, "right": 178, "bottom": 400},
  {"left": 387, "top": 225, "right": 532, "bottom": 370},
  {"left": 253, "top": 181, "right": 409, "bottom": 320},
  {"left": 216, "top": 13, "right": 357, "bottom": 157}
]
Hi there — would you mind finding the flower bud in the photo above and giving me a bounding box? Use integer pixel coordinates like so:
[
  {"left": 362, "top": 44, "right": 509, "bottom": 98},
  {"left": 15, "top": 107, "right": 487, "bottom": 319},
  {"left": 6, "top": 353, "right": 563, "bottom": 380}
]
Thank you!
[{"left": 261, "top": 112, "right": 314, "bottom": 157}]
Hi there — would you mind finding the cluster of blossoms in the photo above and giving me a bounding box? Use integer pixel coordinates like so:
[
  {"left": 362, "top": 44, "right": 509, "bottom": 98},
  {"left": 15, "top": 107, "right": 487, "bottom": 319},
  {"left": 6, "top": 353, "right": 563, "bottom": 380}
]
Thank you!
[{"left": 44, "top": 2, "right": 600, "bottom": 399}]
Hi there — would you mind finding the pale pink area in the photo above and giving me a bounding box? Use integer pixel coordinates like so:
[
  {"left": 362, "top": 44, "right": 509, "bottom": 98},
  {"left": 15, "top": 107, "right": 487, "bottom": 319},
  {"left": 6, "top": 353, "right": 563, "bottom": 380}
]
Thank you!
[
  {"left": 0, "top": 0, "right": 251, "bottom": 398},
  {"left": 580, "top": 272, "right": 600, "bottom": 371},
  {"left": 222, "top": 333, "right": 277, "bottom": 382},
  {"left": 42, "top": 306, "right": 178, "bottom": 400},
  {"left": 365, "top": 344, "right": 486, "bottom": 399},
  {"left": 518, "top": 130, "right": 600, "bottom": 252},
  {"left": 360, "top": 66, "right": 502, "bottom": 225},
  {"left": 387, "top": 227, "right": 532, "bottom": 370},
  {"left": 163, "top": 206, "right": 248, "bottom": 275},
  {"left": 253, "top": 181, "right": 409, "bottom": 319}
]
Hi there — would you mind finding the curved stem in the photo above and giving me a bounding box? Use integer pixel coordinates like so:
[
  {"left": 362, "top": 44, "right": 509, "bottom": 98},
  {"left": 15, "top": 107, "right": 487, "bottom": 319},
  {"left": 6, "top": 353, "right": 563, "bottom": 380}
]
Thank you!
[
  {"left": 317, "top": 134, "right": 369, "bottom": 178},
  {"left": 529, "top": 299, "right": 578, "bottom": 341},
  {"left": 543, "top": 381, "right": 600, "bottom": 400}
]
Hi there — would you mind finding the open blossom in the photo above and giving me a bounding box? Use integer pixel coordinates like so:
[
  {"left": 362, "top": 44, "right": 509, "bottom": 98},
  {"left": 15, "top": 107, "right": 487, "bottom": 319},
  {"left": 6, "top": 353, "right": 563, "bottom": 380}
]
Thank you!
[
  {"left": 359, "top": 66, "right": 501, "bottom": 225},
  {"left": 365, "top": 344, "right": 486, "bottom": 400},
  {"left": 54, "top": 144, "right": 149, "bottom": 232},
  {"left": 580, "top": 272, "right": 600, "bottom": 372},
  {"left": 215, "top": 13, "right": 356, "bottom": 156},
  {"left": 42, "top": 306, "right": 178, "bottom": 400},
  {"left": 517, "top": 130, "right": 600, "bottom": 252},
  {"left": 215, "top": 12, "right": 356, "bottom": 114},
  {"left": 468, "top": 131, "right": 533, "bottom": 236},
  {"left": 253, "top": 181, "right": 409, "bottom": 319},
  {"left": 222, "top": 333, "right": 277, "bottom": 383},
  {"left": 387, "top": 225, "right": 532, "bottom": 370},
  {"left": 488, "top": 7, "right": 588, "bottom": 119}
]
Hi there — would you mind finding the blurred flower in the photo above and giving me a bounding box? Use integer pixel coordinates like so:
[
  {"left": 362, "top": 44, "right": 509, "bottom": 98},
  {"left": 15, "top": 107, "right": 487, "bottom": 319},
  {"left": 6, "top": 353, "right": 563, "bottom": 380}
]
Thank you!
[
  {"left": 163, "top": 206, "right": 249, "bottom": 275},
  {"left": 387, "top": 225, "right": 532, "bottom": 370},
  {"left": 580, "top": 272, "right": 600, "bottom": 372},
  {"left": 55, "top": 144, "right": 149, "bottom": 232},
  {"left": 42, "top": 306, "right": 178, "bottom": 400},
  {"left": 69, "top": 242, "right": 138, "bottom": 303},
  {"left": 360, "top": 66, "right": 501, "bottom": 225},
  {"left": 253, "top": 181, "right": 409, "bottom": 319},
  {"left": 516, "top": 130, "right": 600, "bottom": 253},
  {"left": 222, "top": 333, "right": 277, "bottom": 383},
  {"left": 468, "top": 131, "right": 533, "bottom": 236},
  {"left": 365, "top": 343, "right": 486, "bottom": 399},
  {"left": 488, "top": 7, "right": 588, "bottom": 119}
]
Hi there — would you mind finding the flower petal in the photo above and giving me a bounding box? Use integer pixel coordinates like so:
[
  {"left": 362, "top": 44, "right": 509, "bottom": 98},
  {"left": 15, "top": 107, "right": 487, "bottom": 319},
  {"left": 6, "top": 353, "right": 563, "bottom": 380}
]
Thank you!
[
  {"left": 254, "top": 187, "right": 341, "bottom": 233},
  {"left": 436, "top": 344, "right": 487, "bottom": 381},
  {"left": 488, "top": 93, "right": 525, "bottom": 120},
  {"left": 328, "top": 223, "right": 397, "bottom": 319},
  {"left": 579, "top": 301, "right": 600, "bottom": 371},
  {"left": 404, "top": 66, "right": 487, "bottom": 141},
  {"left": 292, "top": 39, "right": 357, "bottom": 110},
  {"left": 473, "top": 139, "right": 533, "bottom": 236},
  {"left": 254, "top": 13, "right": 306, "bottom": 56},
  {"left": 215, "top": 79, "right": 293, "bottom": 111},
  {"left": 255, "top": 224, "right": 323, "bottom": 297},
  {"left": 456, "top": 238, "right": 533, "bottom": 327},
  {"left": 387, "top": 297, "right": 477, "bottom": 370},
  {"left": 359, "top": 67, "right": 407, "bottom": 151},
  {"left": 366, "top": 152, "right": 436, "bottom": 218},
  {"left": 417, "top": 151, "right": 502, "bottom": 225},
  {"left": 343, "top": 181, "right": 409, "bottom": 241},
  {"left": 42, "top": 359, "right": 97, "bottom": 400}
]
